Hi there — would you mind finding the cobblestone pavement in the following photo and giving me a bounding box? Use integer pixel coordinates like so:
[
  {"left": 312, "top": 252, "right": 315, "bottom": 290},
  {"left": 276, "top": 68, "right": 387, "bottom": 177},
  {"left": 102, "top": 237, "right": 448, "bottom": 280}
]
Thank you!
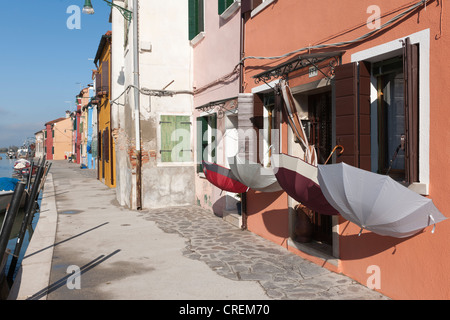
[{"left": 139, "top": 206, "right": 389, "bottom": 300}]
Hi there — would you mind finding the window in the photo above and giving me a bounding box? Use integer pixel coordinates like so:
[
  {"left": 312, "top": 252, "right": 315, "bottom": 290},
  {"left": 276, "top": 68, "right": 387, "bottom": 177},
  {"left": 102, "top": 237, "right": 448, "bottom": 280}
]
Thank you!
[
  {"left": 196, "top": 113, "right": 217, "bottom": 172},
  {"left": 262, "top": 94, "right": 275, "bottom": 167},
  {"left": 374, "top": 56, "right": 406, "bottom": 181},
  {"left": 160, "top": 115, "right": 192, "bottom": 163},
  {"left": 218, "top": 0, "right": 234, "bottom": 14},
  {"left": 189, "top": 0, "right": 204, "bottom": 41}
]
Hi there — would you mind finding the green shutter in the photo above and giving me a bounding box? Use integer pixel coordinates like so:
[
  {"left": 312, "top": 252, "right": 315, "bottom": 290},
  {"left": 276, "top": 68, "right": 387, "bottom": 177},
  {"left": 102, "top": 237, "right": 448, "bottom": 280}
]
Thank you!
[
  {"left": 218, "top": 0, "right": 234, "bottom": 15},
  {"left": 175, "top": 116, "right": 191, "bottom": 162},
  {"left": 160, "top": 115, "right": 176, "bottom": 162},
  {"left": 161, "top": 115, "right": 191, "bottom": 162},
  {"left": 209, "top": 114, "right": 217, "bottom": 163},
  {"left": 189, "top": 0, "right": 204, "bottom": 40},
  {"left": 197, "top": 116, "right": 208, "bottom": 172}
]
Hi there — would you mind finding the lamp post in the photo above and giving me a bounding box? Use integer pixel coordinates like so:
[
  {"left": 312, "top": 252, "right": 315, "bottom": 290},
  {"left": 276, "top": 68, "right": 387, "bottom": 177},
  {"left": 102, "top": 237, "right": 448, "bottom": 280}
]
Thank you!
[{"left": 83, "top": 0, "right": 142, "bottom": 210}]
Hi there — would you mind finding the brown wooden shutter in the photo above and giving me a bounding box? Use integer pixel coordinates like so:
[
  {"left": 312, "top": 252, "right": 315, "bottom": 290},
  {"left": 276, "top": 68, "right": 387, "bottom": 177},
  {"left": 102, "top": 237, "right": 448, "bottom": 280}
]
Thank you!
[
  {"left": 95, "top": 72, "right": 102, "bottom": 97},
  {"left": 101, "top": 61, "right": 109, "bottom": 95},
  {"left": 334, "top": 61, "right": 371, "bottom": 170},
  {"left": 403, "top": 38, "right": 419, "bottom": 183}
]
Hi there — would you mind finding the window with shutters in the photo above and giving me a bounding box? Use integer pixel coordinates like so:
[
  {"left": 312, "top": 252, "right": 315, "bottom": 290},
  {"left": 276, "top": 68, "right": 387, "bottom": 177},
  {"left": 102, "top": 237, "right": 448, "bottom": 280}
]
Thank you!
[
  {"left": 160, "top": 115, "right": 192, "bottom": 163},
  {"left": 189, "top": 0, "right": 204, "bottom": 41},
  {"left": 218, "top": 0, "right": 240, "bottom": 19},
  {"left": 335, "top": 38, "right": 420, "bottom": 186},
  {"left": 241, "top": 0, "right": 274, "bottom": 17},
  {"left": 196, "top": 114, "right": 217, "bottom": 172}
]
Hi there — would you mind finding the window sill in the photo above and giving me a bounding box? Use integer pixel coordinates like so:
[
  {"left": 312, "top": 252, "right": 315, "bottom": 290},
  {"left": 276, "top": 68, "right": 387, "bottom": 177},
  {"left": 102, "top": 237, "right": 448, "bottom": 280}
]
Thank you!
[
  {"left": 190, "top": 32, "right": 205, "bottom": 47},
  {"left": 251, "top": 0, "right": 275, "bottom": 18},
  {"left": 408, "top": 182, "right": 429, "bottom": 196},
  {"left": 220, "top": 1, "right": 241, "bottom": 20}
]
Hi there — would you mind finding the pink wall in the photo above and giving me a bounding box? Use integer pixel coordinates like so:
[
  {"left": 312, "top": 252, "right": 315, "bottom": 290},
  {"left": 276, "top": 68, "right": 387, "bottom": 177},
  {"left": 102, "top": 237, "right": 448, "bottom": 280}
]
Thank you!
[{"left": 193, "top": 1, "right": 242, "bottom": 214}]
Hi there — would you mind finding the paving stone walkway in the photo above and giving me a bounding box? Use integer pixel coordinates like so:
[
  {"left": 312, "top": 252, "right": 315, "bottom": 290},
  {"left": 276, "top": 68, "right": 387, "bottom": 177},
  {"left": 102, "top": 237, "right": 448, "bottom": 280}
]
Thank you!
[{"left": 139, "top": 206, "right": 389, "bottom": 300}]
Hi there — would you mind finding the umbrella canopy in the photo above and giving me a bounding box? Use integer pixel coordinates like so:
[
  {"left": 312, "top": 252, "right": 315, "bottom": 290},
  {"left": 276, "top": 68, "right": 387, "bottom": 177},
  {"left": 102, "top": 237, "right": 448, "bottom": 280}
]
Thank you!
[
  {"left": 202, "top": 161, "right": 248, "bottom": 193},
  {"left": 271, "top": 153, "right": 339, "bottom": 215},
  {"left": 228, "top": 155, "right": 282, "bottom": 193},
  {"left": 317, "top": 162, "right": 447, "bottom": 238}
]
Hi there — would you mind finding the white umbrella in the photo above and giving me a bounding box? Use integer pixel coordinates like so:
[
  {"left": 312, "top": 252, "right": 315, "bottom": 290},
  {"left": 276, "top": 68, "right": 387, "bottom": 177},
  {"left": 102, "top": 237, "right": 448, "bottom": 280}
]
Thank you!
[
  {"left": 317, "top": 162, "right": 447, "bottom": 238},
  {"left": 228, "top": 155, "right": 282, "bottom": 193}
]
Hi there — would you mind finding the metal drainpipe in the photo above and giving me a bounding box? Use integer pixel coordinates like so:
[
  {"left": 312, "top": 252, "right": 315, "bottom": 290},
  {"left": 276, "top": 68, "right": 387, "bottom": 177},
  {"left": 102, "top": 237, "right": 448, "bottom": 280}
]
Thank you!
[
  {"left": 132, "top": 0, "right": 142, "bottom": 210},
  {"left": 239, "top": 9, "right": 247, "bottom": 230}
]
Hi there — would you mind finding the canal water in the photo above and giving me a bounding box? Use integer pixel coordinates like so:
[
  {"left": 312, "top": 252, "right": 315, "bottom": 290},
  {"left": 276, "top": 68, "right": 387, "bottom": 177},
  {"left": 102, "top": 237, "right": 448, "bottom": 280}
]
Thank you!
[{"left": 0, "top": 154, "right": 40, "bottom": 282}]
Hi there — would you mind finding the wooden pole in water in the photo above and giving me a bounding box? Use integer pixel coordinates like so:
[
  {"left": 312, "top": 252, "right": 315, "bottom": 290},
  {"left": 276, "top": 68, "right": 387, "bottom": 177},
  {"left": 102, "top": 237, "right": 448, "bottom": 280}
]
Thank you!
[
  {"left": 7, "top": 162, "right": 45, "bottom": 282},
  {"left": 0, "top": 182, "right": 26, "bottom": 269}
]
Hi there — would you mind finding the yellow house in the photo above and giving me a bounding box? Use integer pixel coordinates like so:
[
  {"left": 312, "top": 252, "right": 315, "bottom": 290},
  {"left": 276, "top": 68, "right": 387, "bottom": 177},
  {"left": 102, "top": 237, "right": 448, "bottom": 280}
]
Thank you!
[{"left": 94, "top": 31, "right": 116, "bottom": 188}]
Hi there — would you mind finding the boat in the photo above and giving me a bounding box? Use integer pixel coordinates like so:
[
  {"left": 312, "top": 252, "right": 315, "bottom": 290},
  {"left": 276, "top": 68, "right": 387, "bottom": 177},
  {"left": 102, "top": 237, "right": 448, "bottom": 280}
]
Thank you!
[
  {"left": 0, "top": 178, "right": 26, "bottom": 213},
  {"left": 7, "top": 149, "right": 16, "bottom": 159},
  {"left": 16, "top": 146, "right": 29, "bottom": 159}
]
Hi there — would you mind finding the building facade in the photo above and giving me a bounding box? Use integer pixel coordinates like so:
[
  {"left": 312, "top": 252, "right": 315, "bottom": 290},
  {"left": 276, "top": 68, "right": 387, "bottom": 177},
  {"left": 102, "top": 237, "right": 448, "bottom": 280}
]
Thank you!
[
  {"left": 192, "top": 0, "right": 242, "bottom": 218},
  {"left": 94, "top": 31, "right": 116, "bottom": 188},
  {"left": 111, "top": 0, "right": 194, "bottom": 209},
  {"left": 240, "top": 0, "right": 449, "bottom": 299}
]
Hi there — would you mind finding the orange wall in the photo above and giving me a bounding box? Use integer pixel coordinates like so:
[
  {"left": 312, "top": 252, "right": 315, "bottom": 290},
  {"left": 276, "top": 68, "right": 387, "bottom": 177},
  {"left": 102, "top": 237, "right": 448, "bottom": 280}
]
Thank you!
[{"left": 244, "top": 0, "right": 449, "bottom": 299}]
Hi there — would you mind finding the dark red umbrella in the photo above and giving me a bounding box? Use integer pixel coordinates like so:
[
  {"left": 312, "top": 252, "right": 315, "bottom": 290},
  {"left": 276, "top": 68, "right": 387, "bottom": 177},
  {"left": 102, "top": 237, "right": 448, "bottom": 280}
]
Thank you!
[
  {"left": 202, "top": 161, "right": 248, "bottom": 193},
  {"left": 271, "top": 154, "right": 339, "bottom": 215}
]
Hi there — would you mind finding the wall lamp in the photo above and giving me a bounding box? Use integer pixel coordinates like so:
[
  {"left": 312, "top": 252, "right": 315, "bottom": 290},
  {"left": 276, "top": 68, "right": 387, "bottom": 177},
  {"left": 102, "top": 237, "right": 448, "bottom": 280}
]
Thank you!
[{"left": 83, "top": 0, "right": 132, "bottom": 21}]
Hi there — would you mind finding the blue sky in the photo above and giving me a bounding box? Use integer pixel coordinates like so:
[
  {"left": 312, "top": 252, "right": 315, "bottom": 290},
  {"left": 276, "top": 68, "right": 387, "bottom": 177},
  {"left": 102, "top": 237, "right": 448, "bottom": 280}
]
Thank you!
[{"left": 0, "top": 0, "right": 111, "bottom": 148}]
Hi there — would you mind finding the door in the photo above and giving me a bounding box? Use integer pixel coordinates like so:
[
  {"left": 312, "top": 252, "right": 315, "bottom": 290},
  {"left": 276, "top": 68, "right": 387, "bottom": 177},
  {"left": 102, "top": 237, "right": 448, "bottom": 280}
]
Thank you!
[{"left": 308, "top": 91, "right": 333, "bottom": 245}]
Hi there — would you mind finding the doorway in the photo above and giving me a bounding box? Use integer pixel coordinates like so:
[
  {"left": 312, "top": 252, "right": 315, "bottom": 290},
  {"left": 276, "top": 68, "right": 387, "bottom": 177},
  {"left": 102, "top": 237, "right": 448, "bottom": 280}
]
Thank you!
[{"left": 307, "top": 91, "right": 333, "bottom": 245}]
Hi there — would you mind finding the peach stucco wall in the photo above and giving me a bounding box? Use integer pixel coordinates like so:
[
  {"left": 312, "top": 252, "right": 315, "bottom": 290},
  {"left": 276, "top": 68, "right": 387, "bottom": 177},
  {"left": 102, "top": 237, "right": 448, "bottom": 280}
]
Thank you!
[{"left": 243, "top": 0, "right": 449, "bottom": 299}]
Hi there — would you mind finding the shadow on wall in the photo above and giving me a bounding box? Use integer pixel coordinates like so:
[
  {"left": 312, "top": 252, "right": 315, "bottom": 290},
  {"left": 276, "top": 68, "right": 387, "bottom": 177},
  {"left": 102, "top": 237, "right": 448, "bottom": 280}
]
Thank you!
[{"left": 339, "top": 221, "right": 414, "bottom": 260}]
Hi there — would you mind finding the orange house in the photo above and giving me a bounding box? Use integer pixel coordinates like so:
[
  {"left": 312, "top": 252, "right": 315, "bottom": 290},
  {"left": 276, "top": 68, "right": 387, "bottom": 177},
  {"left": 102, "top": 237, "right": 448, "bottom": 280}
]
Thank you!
[{"left": 241, "top": 0, "right": 449, "bottom": 299}]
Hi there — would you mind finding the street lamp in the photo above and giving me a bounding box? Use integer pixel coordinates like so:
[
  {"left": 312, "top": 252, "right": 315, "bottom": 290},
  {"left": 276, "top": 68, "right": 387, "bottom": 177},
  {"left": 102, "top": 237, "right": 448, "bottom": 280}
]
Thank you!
[
  {"left": 83, "top": 0, "right": 142, "bottom": 210},
  {"left": 83, "top": 0, "right": 132, "bottom": 21}
]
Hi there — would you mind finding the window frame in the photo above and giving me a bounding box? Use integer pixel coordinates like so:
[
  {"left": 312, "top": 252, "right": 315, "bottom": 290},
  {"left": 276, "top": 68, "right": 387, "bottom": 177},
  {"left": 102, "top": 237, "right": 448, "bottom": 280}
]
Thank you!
[
  {"left": 351, "top": 29, "right": 430, "bottom": 195},
  {"left": 189, "top": 0, "right": 205, "bottom": 42},
  {"left": 196, "top": 112, "right": 217, "bottom": 174}
]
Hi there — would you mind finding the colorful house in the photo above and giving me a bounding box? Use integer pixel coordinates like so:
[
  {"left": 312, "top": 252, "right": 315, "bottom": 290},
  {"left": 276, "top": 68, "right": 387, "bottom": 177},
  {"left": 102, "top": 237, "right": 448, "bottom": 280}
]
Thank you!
[
  {"left": 44, "top": 114, "right": 73, "bottom": 160},
  {"left": 111, "top": 1, "right": 194, "bottom": 209},
  {"left": 94, "top": 31, "right": 116, "bottom": 188},
  {"left": 239, "top": 0, "right": 449, "bottom": 299},
  {"left": 192, "top": 0, "right": 242, "bottom": 221}
]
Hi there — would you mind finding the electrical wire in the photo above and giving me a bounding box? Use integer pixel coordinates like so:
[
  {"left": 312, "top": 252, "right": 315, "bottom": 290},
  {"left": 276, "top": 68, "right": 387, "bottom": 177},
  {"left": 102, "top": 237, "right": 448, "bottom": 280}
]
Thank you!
[{"left": 239, "top": 0, "right": 431, "bottom": 64}]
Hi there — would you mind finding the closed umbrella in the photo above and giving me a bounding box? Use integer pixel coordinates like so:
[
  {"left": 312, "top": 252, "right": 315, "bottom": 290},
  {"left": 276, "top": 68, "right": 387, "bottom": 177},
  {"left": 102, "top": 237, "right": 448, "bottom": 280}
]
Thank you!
[
  {"left": 317, "top": 162, "right": 447, "bottom": 238},
  {"left": 228, "top": 155, "right": 282, "bottom": 193},
  {"left": 202, "top": 161, "right": 248, "bottom": 193}
]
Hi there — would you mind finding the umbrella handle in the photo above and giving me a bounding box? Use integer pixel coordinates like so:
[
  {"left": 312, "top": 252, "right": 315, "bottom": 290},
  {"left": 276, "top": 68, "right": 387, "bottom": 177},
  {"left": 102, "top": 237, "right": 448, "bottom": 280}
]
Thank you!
[{"left": 325, "top": 145, "right": 344, "bottom": 164}]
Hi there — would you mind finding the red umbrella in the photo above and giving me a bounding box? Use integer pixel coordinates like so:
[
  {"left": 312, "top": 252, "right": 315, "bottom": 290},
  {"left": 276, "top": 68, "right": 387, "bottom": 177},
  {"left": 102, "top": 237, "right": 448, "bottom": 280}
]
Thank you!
[
  {"left": 202, "top": 161, "right": 248, "bottom": 193},
  {"left": 271, "top": 153, "right": 339, "bottom": 215}
]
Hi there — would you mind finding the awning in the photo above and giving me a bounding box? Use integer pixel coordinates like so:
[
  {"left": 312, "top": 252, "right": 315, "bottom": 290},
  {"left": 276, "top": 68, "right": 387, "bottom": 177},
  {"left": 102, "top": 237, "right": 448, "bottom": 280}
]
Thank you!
[
  {"left": 271, "top": 153, "right": 339, "bottom": 215},
  {"left": 253, "top": 51, "right": 344, "bottom": 84},
  {"left": 202, "top": 161, "right": 248, "bottom": 193},
  {"left": 228, "top": 155, "right": 282, "bottom": 193}
]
